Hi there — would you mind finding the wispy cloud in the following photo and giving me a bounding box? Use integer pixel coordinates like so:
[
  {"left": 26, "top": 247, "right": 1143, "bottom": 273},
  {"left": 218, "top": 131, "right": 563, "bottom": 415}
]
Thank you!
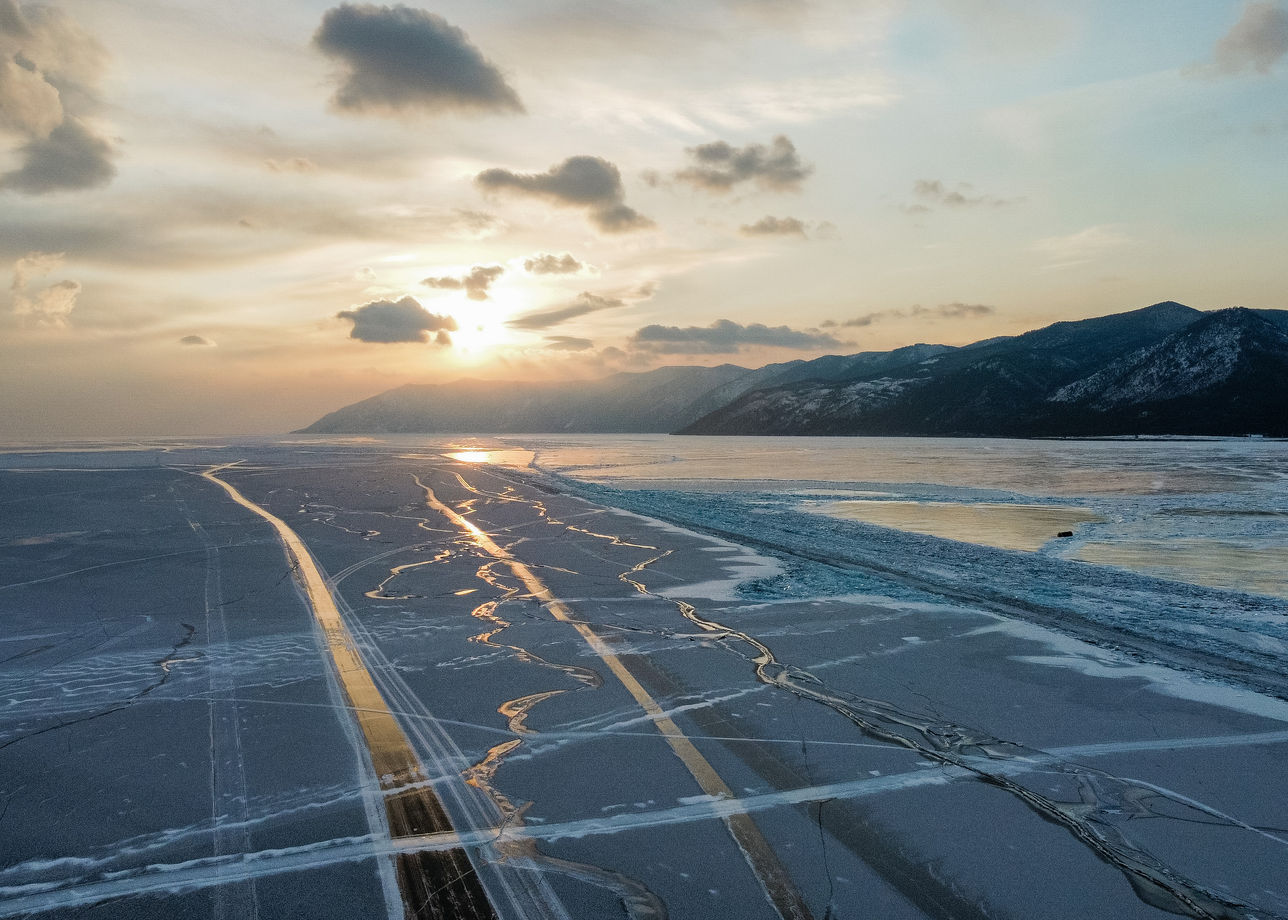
[
  {"left": 903, "top": 179, "right": 1019, "bottom": 213},
  {"left": 1031, "top": 225, "right": 1133, "bottom": 269},
  {"left": 544, "top": 335, "right": 594, "bottom": 351},
  {"left": 507, "top": 292, "right": 625, "bottom": 330},
  {"left": 825, "top": 302, "right": 995, "bottom": 328},
  {"left": 630, "top": 318, "right": 843, "bottom": 354}
]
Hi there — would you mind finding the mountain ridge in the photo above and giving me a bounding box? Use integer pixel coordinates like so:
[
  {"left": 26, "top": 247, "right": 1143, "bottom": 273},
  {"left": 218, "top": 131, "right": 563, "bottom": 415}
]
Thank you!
[{"left": 298, "top": 302, "right": 1288, "bottom": 437}]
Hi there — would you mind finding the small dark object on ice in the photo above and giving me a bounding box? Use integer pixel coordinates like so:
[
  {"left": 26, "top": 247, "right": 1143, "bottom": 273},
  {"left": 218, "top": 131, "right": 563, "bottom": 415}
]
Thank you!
[{"left": 1056, "top": 530, "right": 1074, "bottom": 538}]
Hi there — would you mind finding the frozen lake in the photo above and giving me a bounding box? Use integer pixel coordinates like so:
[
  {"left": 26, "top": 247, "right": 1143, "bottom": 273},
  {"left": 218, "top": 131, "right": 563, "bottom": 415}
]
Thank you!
[{"left": 1, "top": 435, "right": 1286, "bottom": 919}]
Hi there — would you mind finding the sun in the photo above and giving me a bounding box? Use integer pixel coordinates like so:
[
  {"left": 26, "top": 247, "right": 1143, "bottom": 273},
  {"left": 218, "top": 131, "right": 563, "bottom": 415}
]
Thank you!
[
  {"left": 448, "top": 315, "right": 510, "bottom": 354},
  {"left": 445, "top": 291, "right": 524, "bottom": 356}
]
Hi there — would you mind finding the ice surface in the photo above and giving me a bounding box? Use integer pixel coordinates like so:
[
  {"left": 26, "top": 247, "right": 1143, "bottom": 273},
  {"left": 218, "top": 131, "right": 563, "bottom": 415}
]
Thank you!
[{"left": 1, "top": 435, "right": 1286, "bottom": 920}]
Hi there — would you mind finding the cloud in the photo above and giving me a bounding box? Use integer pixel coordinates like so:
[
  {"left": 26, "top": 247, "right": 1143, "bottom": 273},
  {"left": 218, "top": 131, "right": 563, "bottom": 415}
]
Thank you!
[
  {"left": 674, "top": 135, "right": 812, "bottom": 193},
  {"left": 829, "top": 302, "right": 995, "bottom": 328},
  {"left": 1207, "top": 2, "right": 1288, "bottom": 75},
  {"left": 446, "top": 208, "right": 505, "bottom": 240},
  {"left": 265, "top": 157, "right": 317, "bottom": 173},
  {"left": 0, "top": 53, "right": 62, "bottom": 136},
  {"left": 313, "top": 3, "right": 523, "bottom": 116},
  {"left": 739, "top": 215, "right": 808, "bottom": 237},
  {"left": 421, "top": 264, "right": 503, "bottom": 300},
  {"left": 476, "top": 155, "right": 653, "bottom": 233},
  {"left": 10, "top": 250, "right": 79, "bottom": 325},
  {"left": 178, "top": 334, "right": 215, "bottom": 347},
  {"left": 1, "top": 116, "right": 115, "bottom": 193},
  {"left": 1031, "top": 225, "right": 1133, "bottom": 268},
  {"left": 337, "top": 295, "right": 458, "bottom": 343},
  {"left": 905, "top": 179, "right": 1017, "bottom": 212},
  {"left": 630, "top": 318, "right": 843, "bottom": 354},
  {"left": 0, "top": 1, "right": 108, "bottom": 98},
  {"left": 507, "top": 291, "right": 624, "bottom": 330},
  {"left": 934, "top": 301, "right": 995, "bottom": 318},
  {"left": 524, "top": 252, "right": 584, "bottom": 275},
  {"left": 0, "top": 3, "right": 116, "bottom": 195},
  {"left": 544, "top": 335, "right": 594, "bottom": 351}
]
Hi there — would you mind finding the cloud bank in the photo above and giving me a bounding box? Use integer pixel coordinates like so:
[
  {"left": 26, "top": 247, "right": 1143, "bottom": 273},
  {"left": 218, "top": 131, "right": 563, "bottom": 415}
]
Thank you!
[
  {"left": 337, "top": 295, "right": 458, "bottom": 343},
  {"left": 313, "top": 3, "right": 523, "bottom": 116},
  {"left": 476, "top": 155, "right": 652, "bottom": 232}
]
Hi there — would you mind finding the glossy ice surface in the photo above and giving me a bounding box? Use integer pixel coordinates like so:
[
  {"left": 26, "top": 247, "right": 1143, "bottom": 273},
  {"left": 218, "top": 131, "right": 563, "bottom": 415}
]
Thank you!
[{"left": 1, "top": 435, "right": 1285, "bottom": 920}]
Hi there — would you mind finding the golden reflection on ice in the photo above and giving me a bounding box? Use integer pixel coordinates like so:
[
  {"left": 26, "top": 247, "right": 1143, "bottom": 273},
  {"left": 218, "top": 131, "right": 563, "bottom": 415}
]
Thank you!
[
  {"left": 1076, "top": 540, "right": 1288, "bottom": 599},
  {"left": 415, "top": 474, "right": 815, "bottom": 920},
  {"left": 446, "top": 450, "right": 491, "bottom": 463},
  {"left": 200, "top": 464, "right": 497, "bottom": 919},
  {"left": 818, "top": 500, "right": 1102, "bottom": 552}
]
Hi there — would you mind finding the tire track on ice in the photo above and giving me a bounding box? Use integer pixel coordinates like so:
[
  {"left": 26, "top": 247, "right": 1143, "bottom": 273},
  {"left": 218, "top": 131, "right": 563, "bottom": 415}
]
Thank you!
[
  {"left": 417, "top": 471, "right": 815, "bottom": 920},
  {"left": 200, "top": 464, "right": 500, "bottom": 920}
]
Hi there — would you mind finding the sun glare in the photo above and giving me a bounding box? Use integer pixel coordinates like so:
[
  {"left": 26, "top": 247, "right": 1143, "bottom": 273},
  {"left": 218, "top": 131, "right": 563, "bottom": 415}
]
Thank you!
[
  {"left": 446, "top": 450, "right": 491, "bottom": 463},
  {"left": 440, "top": 290, "right": 525, "bottom": 356}
]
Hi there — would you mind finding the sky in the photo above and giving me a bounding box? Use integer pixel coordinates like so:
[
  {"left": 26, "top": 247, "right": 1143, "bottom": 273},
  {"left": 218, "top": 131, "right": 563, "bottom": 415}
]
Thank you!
[{"left": 2, "top": 0, "right": 1286, "bottom": 436}]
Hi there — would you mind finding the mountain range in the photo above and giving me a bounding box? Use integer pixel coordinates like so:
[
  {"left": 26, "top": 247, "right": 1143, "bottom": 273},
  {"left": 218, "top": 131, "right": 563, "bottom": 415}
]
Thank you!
[{"left": 298, "top": 302, "right": 1288, "bottom": 438}]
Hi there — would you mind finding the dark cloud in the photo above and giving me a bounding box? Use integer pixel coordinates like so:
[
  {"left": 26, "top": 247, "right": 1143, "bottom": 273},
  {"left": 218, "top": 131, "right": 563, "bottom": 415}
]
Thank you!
[
  {"left": 905, "top": 180, "right": 1016, "bottom": 212},
  {"left": 630, "top": 319, "right": 843, "bottom": 354},
  {"left": 0, "top": 1, "right": 29, "bottom": 36},
  {"left": 507, "top": 291, "right": 624, "bottom": 330},
  {"left": 313, "top": 4, "right": 523, "bottom": 116},
  {"left": 421, "top": 264, "right": 503, "bottom": 300},
  {"left": 832, "top": 302, "right": 996, "bottom": 328},
  {"left": 524, "top": 252, "right": 584, "bottom": 275},
  {"left": 337, "top": 295, "right": 458, "bottom": 343},
  {"left": 1, "top": 4, "right": 116, "bottom": 196},
  {"left": 1210, "top": 2, "right": 1288, "bottom": 74},
  {"left": 178, "top": 334, "right": 215, "bottom": 346},
  {"left": 544, "top": 335, "right": 594, "bottom": 351},
  {"left": 1, "top": 116, "right": 115, "bottom": 193},
  {"left": 739, "top": 215, "right": 807, "bottom": 237},
  {"left": 476, "top": 155, "right": 653, "bottom": 232},
  {"left": 674, "top": 135, "right": 812, "bottom": 193}
]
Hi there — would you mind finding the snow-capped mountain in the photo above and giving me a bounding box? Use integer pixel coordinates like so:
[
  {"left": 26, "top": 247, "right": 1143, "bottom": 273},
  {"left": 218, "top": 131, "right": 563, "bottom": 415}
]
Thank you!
[
  {"left": 299, "top": 302, "right": 1288, "bottom": 437},
  {"left": 682, "top": 303, "right": 1288, "bottom": 437}
]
